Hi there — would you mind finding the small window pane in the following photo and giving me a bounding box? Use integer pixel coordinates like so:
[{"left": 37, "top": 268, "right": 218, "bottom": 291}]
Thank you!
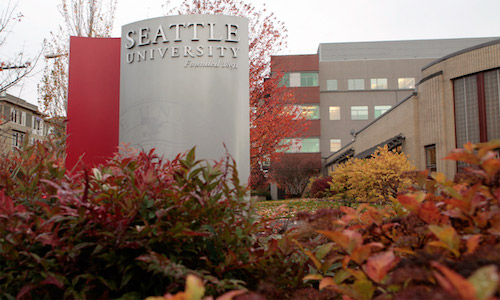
[
  {"left": 300, "top": 105, "right": 319, "bottom": 120},
  {"left": 348, "top": 79, "right": 365, "bottom": 90},
  {"left": 301, "top": 138, "right": 320, "bottom": 153},
  {"left": 351, "top": 106, "right": 368, "bottom": 120},
  {"left": 370, "top": 78, "right": 388, "bottom": 89},
  {"left": 329, "top": 106, "right": 340, "bottom": 120},
  {"left": 330, "top": 139, "right": 341, "bottom": 152},
  {"left": 374, "top": 105, "right": 392, "bottom": 118},
  {"left": 280, "top": 73, "right": 290, "bottom": 87},
  {"left": 484, "top": 69, "right": 500, "bottom": 141},
  {"left": 289, "top": 72, "right": 301, "bottom": 87},
  {"left": 300, "top": 72, "right": 318, "bottom": 87},
  {"left": 327, "top": 79, "right": 338, "bottom": 91},
  {"left": 398, "top": 78, "right": 415, "bottom": 89},
  {"left": 282, "top": 138, "right": 319, "bottom": 153}
]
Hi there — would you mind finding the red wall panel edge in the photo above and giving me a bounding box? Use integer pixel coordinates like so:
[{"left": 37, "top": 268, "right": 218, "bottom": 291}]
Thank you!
[{"left": 66, "top": 36, "right": 121, "bottom": 169}]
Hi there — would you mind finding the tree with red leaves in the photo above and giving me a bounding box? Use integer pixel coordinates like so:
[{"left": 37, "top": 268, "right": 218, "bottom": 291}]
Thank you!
[{"left": 166, "top": 0, "right": 310, "bottom": 187}]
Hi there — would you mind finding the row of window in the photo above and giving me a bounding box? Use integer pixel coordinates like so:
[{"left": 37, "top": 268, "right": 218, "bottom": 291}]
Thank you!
[
  {"left": 8, "top": 107, "right": 44, "bottom": 135},
  {"left": 11, "top": 131, "right": 41, "bottom": 150},
  {"left": 280, "top": 72, "right": 319, "bottom": 87},
  {"left": 294, "top": 104, "right": 392, "bottom": 120},
  {"left": 281, "top": 137, "right": 343, "bottom": 153},
  {"left": 279, "top": 72, "right": 415, "bottom": 91},
  {"left": 10, "top": 109, "right": 26, "bottom": 125},
  {"left": 328, "top": 77, "right": 415, "bottom": 91}
]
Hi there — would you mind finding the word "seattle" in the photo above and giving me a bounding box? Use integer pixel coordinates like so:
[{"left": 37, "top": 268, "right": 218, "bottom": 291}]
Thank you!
[
  {"left": 125, "top": 23, "right": 240, "bottom": 48},
  {"left": 125, "top": 22, "right": 241, "bottom": 64}
]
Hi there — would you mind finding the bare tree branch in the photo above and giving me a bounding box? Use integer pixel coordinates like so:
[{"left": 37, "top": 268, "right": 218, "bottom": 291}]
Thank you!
[
  {"left": 0, "top": 1, "right": 39, "bottom": 93},
  {"left": 38, "top": 0, "right": 117, "bottom": 117}
]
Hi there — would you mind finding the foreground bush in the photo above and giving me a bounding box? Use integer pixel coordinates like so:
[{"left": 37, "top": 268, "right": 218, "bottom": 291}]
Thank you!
[
  {"left": 297, "top": 140, "right": 500, "bottom": 299},
  {"left": 329, "top": 145, "right": 416, "bottom": 203},
  {"left": 0, "top": 143, "right": 270, "bottom": 299}
]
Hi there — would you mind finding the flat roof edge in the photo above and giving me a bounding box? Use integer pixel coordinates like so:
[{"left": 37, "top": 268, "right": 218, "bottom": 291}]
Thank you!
[{"left": 422, "top": 39, "right": 500, "bottom": 71}]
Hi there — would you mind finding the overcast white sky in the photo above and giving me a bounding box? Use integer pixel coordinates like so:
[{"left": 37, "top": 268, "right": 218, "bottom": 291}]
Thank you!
[{"left": 2, "top": 0, "right": 500, "bottom": 104}]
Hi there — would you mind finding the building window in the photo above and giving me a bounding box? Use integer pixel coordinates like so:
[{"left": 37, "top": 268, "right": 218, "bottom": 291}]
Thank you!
[
  {"left": 289, "top": 72, "right": 301, "bottom": 87},
  {"left": 370, "top": 78, "right": 388, "bottom": 89},
  {"left": 484, "top": 69, "right": 500, "bottom": 141},
  {"left": 300, "top": 138, "right": 320, "bottom": 152},
  {"left": 454, "top": 68, "right": 500, "bottom": 148},
  {"left": 279, "top": 72, "right": 301, "bottom": 87},
  {"left": 280, "top": 72, "right": 290, "bottom": 87},
  {"left": 374, "top": 105, "right": 392, "bottom": 118},
  {"left": 12, "top": 131, "right": 24, "bottom": 150},
  {"left": 351, "top": 106, "right": 368, "bottom": 120},
  {"left": 348, "top": 79, "right": 365, "bottom": 90},
  {"left": 21, "top": 112, "right": 26, "bottom": 126},
  {"left": 330, "top": 139, "right": 341, "bottom": 153},
  {"left": 327, "top": 79, "right": 338, "bottom": 91},
  {"left": 329, "top": 106, "right": 340, "bottom": 120},
  {"left": 425, "top": 144, "right": 437, "bottom": 172},
  {"left": 10, "top": 108, "right": 20, "bottom": 124},
  {"left": 280, "top": 72, "right": 319, "bottom": 87},
  {"left": 299, "top": 105, "right": 320, "bottom": 120},
  {"left": 283, "top": 138, "right": 320, "bottom": 153},
  {"left": 32, "top": 117, "right": 44, "bottom": 136},
  {"left": 398, "top": 78, "right": 415, "bottom": 89},
  {"left": 300, "top": 72, "right": 319, "bottom": 87}
]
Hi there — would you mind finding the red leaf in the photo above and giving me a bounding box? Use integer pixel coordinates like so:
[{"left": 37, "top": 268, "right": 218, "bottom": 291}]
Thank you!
[
  {"left": 181, "top": 230, "right": 211, "bottom": 237},
  {"left": 16, "top": 284, "right": 36, "bottom": 300},
  {"left": 362, "top": 251, "right": 400, "bottom": 283},
  {"left": 40, "top": 276, "right": 64, "bottom": 289},
  {"left": 418, "top": 201, "right": 446, "bottom": 224},
  {"left": 431, "top": 262, "right": 476, "bottom": 300},
  {"left": 398, "top": 194, "right": 419, "bottom": 212},
  {"left": 466, "top": 235, "right": 481, "bottom": 255}
]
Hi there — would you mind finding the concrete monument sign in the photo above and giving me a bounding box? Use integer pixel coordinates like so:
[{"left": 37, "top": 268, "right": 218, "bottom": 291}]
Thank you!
[{"left": 120, "top": 15, "right": 250, "bottom": 183}]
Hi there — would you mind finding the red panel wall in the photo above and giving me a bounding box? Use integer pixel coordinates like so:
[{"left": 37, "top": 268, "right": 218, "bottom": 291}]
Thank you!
[
  {"left": 290, "top": 87, "right": 320, "bottom": 104},
  {"left": 305, "top": 120, "right": 321, "bottom": 137},
  {"left": 271, "top": 54, "right": 319, "bottom": 72},
  {"left": 66, "top": 37, "right": 121, "bottom": 169}
]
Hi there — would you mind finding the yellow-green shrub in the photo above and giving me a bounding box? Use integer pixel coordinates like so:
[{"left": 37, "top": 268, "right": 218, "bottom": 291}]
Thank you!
[{"left": 329, "top": 145, "right": 416, "bottom": 203}]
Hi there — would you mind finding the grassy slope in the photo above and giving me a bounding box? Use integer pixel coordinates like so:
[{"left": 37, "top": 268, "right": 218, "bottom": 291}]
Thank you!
[{"left": 254, "top": 199, "right": 342, "bottom": 219}]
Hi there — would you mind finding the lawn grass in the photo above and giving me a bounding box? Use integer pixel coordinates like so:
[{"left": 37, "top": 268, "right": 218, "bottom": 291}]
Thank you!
[{"left": 254, "top": 198, "right": 343, "bottom": 219}]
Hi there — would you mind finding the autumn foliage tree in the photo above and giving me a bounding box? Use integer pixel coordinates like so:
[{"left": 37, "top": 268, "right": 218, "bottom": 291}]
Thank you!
[
  {"left": 38, "top": 0, "right": 117, "bottom": 116},
  {"left": 166, "top": 0, "right": 310, "bottom": 187}
]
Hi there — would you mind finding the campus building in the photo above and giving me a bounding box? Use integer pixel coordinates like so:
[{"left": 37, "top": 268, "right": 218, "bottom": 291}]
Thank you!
[
  {"left": 0, "top": 92, "right": 48, "bottom": 155},
  {"left": 271, "top": 37, "right": 500, "bottom": 185},
  {"left": 325, "top": 38, "right": 500, "bottom": 179}
]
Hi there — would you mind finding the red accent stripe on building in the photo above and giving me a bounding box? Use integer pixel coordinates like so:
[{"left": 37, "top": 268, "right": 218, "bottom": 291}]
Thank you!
[{"left": 476, "top": 73, "right": 488, "bottom": 142}]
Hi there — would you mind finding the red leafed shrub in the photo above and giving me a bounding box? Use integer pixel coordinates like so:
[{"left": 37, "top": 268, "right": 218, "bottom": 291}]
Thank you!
[
  {"left": 296, "top": 140, "right": 500, "bottom": 299},
  {"left": 310, "top": 176, "right": 333, "bottom": 198},
  {"left": 0, "top": 141, "right": 273, "bottom": 299}
]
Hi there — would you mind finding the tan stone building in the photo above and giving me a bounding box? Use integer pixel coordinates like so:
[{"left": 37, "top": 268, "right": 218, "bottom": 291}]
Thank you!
[
  {"left": 325, "top": 39, "right": 500, "bottom": 179},
  {"left": 0, "top": 92, "right": 47, "bottom": 155}
]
